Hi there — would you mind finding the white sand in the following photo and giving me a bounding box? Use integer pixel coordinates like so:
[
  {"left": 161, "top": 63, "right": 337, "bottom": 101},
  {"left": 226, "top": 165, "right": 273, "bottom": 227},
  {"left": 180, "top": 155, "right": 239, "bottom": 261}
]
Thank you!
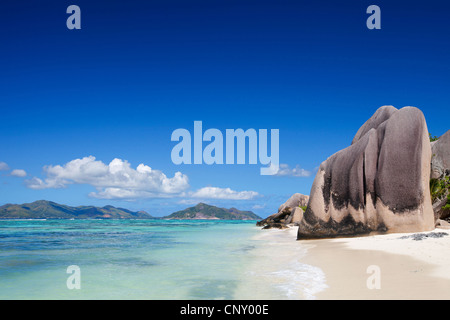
[
  {"left": 296, "top": 227, "right": 450, "bottom": 299},
  {"left": 252, "top": 226, "right": 450, "bottom": 300},
  {"left": 328, "top": 229, "right": 450, "bottom": 280}
]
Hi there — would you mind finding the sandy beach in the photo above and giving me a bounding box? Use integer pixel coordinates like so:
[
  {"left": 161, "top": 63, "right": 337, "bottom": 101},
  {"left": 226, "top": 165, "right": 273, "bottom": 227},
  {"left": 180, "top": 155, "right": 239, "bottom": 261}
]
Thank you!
[
  {"left": 249, "top": 226, "right": 450, "bottom": 300},
  {"left": 290, "top": 226, "right": 450, "bottom": 300}
]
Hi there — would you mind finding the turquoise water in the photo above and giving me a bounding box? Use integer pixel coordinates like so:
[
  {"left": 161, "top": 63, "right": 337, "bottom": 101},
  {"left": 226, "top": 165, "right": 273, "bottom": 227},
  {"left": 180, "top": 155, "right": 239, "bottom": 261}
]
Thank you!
[
  {"left": 0, "top": 219, "right": 262, "bottom": 299},
  {"left": 0, "top": 219, "right": 327, "bottom": 299}
]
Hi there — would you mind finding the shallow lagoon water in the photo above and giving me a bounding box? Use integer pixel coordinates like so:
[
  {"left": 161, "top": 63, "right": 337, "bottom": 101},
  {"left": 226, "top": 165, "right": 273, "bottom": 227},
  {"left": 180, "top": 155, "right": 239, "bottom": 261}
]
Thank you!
[{"left": 0, "top": 219, "right": 326, "bottom": 299}]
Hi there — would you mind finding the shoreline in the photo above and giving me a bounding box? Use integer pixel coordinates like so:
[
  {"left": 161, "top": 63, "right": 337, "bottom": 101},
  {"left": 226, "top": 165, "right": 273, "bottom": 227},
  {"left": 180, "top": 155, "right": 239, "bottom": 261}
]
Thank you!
[{"left": 261, "top": 226, "right": 450, "bottom": 300}]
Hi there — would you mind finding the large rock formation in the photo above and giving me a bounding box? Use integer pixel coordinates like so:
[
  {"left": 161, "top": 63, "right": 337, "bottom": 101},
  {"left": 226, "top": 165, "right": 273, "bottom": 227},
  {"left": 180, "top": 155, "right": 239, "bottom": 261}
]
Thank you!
[
  {"left": 256, "top": 193, "right": 309, "bottom": 229},
  {"left": 297, "top": 106, "right": 435, "bottom": 239},
  {"left": 430, "top": 130, "right": 450, "bottom": 222},
  {"left": 431, "top": 130, "right": 450, "bottom": 179}
]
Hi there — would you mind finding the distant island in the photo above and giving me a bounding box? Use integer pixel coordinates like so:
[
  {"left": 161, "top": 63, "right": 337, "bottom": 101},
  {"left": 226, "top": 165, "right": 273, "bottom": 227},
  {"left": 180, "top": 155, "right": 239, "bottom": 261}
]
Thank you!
[
  {"left": 0, "top": 200, "right": 152, "bottom": 219},
  {"left": 0, "top": 200, "right": 261, "bottom": 220},
  {"left": 164, "top": 203, "right": 261, "bottom": 220}
]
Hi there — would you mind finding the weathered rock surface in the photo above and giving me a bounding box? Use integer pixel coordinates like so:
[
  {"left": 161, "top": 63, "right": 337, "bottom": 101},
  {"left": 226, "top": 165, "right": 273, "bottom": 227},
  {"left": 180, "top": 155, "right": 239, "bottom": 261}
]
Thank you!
[
  {"left": 287, "top": 207, "right": 304, "bottom": 225},
  {"left": 351, "top": 105, "right": 397, "bottom": 145},
  {"left": 433, "top": 196, "right": 450, "bottom": 221},
  {"left": 430, "top": 130, "right": 450, "bottom": 222},
  {"left": 297, "top": 106, "right": 435, "bottom": 239},
  {"left": 436, "top": 219, "right": 450, "bottom": 229},
  {"left": 256, "top": 193, "right": 308, "bottom": 229},
  {"left": 431, "top": 130, "right": 450, "bottom": 179}
]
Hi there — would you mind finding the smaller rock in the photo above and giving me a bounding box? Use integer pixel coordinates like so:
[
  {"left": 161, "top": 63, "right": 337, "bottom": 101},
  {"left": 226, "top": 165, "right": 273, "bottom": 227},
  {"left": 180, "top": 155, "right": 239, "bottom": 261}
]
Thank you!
[
  {"left": 431, "top": 130, "right": 450, "bottom": 179},
  {"left": 436, "top": 219, "right": 450, "bottom": 229},
  {"left": 262, "top": 223, "right": 289, "bottom": 230},
  {"left": 256, "top": 193, "right": 309, "bottom": 229},
  {"left": 278, "top": 193, "right": 309, "bottom": 213},
  {"left": 433, "top": 196, "right": 450, "bottom": 222},
  {"left": 290, "top": 207, "right": 304, "bottom": 225}
]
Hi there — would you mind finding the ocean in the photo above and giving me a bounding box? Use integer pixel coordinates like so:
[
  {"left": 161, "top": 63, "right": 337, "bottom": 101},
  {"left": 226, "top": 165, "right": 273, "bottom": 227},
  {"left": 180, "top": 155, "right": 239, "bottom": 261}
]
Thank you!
[{"left": 0, "top": 219, "right": 327, "bottom": 300}]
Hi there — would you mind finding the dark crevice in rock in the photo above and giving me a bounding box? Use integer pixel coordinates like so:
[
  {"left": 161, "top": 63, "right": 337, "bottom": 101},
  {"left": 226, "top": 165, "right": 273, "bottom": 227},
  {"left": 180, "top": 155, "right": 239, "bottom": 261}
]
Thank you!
[
  {"left": 363, "top": 153, "right": 367, "bottom": 207},
  {"left": 297, "top": 213, "right": 386, "bottom": 240}
]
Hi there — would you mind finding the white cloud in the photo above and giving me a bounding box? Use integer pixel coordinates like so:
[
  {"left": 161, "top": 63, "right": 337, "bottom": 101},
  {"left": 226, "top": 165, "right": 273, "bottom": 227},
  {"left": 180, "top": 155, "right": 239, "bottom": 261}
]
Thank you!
[
  {"left": 0, "top": 162, "right": 9, "bottom": 171},
  {"left": 26, "top": 156, "right": 190, "bottom": 199},
  {"left": 270, "top": 163, "right": 312, "bottom": 177},
  {"left": 26, "top": 177, "right": 66, "bottom": 189},
  {"left": 252, "top": 204, "right": 266, "bottom": 210},
  {"left": 177, "top": 199, "right": 200, "bottom": 205},
  {"left": 10, "top": 169, "right": 27, "bottom": 177},
  {"left": 89, "top": 188, "right": 178, "bottom": 200},
  {"left": 189, "top": 187, "right": 259, "bottom": 200},
  {"left": 25, "top": 156, "right": 261, "bottom": 201}
]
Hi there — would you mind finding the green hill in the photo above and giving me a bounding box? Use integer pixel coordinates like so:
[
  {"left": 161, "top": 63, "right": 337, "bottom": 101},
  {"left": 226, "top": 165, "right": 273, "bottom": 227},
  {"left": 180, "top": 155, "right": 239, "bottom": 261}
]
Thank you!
[
  {"left": 0, "top": 200, "right": 152, "bottom": 219},
  {"left": 164, "top": 203, "right": 261, "bottom": 220}
]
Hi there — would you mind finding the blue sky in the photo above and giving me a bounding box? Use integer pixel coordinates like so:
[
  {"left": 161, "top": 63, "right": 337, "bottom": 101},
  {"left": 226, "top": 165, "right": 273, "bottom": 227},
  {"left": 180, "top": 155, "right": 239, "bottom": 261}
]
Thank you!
[{"left": 1, "top": 0, "right": 449, "bottom": 217}]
